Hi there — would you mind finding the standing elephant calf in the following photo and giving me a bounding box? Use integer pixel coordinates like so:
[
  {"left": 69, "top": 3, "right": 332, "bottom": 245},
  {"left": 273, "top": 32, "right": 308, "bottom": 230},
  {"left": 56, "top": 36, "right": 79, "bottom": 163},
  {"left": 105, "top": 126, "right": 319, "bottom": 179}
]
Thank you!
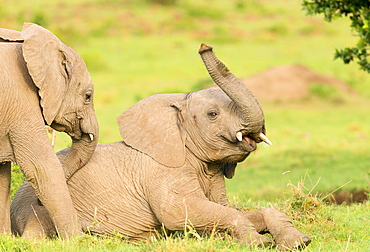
[
  {"left": 0, "top": 23, "right": 99, "bottom": 238},
  {"left": 11, "top": 44, "right": 310, "bottom": 250}
]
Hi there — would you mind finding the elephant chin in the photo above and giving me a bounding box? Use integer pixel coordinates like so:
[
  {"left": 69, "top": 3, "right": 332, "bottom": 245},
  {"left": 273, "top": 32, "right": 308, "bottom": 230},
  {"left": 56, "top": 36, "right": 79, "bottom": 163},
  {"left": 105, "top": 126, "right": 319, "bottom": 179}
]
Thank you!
[
  {"left": 50, "top": 122, "right": 82, "bottom": 140},
  {"left": 50, "top": 122, "right": 66, "bottom": 133},
  {"left": 222, "top": 152, "right": 250, "bottom": 164}
]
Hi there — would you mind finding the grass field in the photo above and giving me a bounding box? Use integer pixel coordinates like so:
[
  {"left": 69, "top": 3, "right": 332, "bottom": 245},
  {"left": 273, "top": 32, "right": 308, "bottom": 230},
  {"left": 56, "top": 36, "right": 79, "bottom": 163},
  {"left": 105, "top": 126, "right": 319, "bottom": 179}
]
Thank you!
[{"left": 1, "top": 0, "right": 370, "bottom": 251}]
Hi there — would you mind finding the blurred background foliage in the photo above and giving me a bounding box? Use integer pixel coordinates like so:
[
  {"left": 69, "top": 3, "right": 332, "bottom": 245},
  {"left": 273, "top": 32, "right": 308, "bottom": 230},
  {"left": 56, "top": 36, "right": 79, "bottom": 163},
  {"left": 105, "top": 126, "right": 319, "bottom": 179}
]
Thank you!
[
  {"left": 303, "top": 0, "right": 370, "bottom": 73},
  {"left": 1, "top": 0, "right": 369, "bottom": 200}
]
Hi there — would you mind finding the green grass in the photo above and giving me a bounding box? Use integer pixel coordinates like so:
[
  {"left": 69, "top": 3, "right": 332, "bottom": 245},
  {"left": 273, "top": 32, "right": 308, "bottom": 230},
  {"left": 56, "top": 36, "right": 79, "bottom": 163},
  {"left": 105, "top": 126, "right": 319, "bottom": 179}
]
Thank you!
[{"left": 2, "top": 0, "right": 370, "bottom": 250}]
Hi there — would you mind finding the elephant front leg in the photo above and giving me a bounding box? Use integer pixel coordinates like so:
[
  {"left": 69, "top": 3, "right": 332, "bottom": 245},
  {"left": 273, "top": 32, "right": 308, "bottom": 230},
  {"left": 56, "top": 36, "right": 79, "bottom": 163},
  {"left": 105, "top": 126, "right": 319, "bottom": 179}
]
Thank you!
[
  {"left": 245, "top": 208, "right": 311, "bottom": 250},
  {"left": 156, "top": 198, "right": 273, "bottom": 248},
  {"left": 0, "top": 161, "right": 11, "bottom": 234},
  {"left": 11, "top": 126, "right": 81, "bottom": 239}
]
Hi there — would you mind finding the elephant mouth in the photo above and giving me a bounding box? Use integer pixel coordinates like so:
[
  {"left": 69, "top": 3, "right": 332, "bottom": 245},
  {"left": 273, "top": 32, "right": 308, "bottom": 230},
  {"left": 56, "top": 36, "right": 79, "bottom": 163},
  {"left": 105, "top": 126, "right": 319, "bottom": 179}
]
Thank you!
[
  {"left": 69, "top": 132, "right": 95, "bottom": 141},
  {"left": 222, "top": 131, "right": 256, "bottom": 153},
  {"left": 238, "top": 134, "right": 257, "bottom": 152},
  {"left": 50, "top": 122, "right": 94, "bottom": 141},
  {"left": 236, "top": 131, "right": 272, "bottom": 146},
  {"left": 66, "top": 130, "right": 95, "bottom": 141},
  {"left": 233, "top": 131, "right": 272, "bottom": 152}
]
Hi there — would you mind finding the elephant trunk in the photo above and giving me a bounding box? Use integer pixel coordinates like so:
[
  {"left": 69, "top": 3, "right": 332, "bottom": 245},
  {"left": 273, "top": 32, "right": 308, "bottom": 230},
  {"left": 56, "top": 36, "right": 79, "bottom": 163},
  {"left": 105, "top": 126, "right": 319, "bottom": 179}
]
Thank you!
[
  {"left": 61, "top": 113, "right": 99, "bottom": 180},
  {"left": 198, "top": 44, "right": 265, "bottom": 137}
]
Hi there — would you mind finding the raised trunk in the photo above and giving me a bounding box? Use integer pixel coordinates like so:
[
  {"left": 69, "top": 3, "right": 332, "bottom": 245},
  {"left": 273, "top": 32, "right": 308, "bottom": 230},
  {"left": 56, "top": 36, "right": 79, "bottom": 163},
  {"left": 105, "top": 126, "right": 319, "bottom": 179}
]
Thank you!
[{"left": 198, "top": 44, "right": 264, "bottom": 133}]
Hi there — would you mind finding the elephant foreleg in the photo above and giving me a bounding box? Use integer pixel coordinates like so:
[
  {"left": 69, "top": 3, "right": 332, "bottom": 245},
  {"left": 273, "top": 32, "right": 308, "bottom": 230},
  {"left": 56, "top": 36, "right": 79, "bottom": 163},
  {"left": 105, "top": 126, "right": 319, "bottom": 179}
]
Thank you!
[
  {"left": 245, "top": 208, "right": 311, "bottom": 250},
  {"left": 10, "top": 125, "right": 81, "bottom": 239},
  {"left": 157, "top": 198, "right": 273, "bottom": 248},
  {"left": 0, "top": 161, "right": 11, "bottom": 234}
]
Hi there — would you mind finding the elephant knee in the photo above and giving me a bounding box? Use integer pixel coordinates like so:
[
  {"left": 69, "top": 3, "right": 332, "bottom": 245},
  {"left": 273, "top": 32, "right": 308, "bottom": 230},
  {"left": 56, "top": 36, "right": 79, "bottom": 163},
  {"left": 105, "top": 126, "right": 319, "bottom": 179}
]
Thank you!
[
  {"left": 22, "top": 225, "right": 48, "bottom": 240},
  {"left": 159, "top": 215, "right": 185, "bottom": 231}
]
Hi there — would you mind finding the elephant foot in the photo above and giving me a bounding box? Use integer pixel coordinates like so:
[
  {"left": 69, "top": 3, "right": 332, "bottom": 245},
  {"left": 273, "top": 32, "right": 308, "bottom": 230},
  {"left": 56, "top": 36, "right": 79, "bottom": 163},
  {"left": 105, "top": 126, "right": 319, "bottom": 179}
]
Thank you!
[
  {"left": 274, "top": 229, "right": 311, "bottom": 251},
  {"left": 256, "top": 235, "right": 274, "bottom": 248},
  {"left": 245, "top": 233, "right": 274, "bottom": 249},
  {"left": 238, "top": 223, "right": 274, "bottom": 249}
]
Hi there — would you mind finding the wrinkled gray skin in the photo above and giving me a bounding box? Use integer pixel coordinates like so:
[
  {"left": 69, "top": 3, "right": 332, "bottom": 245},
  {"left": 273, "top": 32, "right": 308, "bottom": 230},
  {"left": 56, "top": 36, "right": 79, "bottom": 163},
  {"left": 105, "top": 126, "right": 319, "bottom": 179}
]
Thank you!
[
  {"left": 0, "top": 23, "right": 99, "bottom": 238},
  {"left": 10, "top": 45, "right": 310, "bottom": 250}
]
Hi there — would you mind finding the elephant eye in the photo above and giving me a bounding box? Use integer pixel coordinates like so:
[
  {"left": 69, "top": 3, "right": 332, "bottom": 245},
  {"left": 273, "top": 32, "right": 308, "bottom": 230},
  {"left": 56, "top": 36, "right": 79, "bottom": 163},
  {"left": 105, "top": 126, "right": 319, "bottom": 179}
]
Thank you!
[
  {"left": 84, "top": 91, "right": 92, "bottom": 103},
  {"left": 207, "top": 111, "right": 218, "bottom": 120}
]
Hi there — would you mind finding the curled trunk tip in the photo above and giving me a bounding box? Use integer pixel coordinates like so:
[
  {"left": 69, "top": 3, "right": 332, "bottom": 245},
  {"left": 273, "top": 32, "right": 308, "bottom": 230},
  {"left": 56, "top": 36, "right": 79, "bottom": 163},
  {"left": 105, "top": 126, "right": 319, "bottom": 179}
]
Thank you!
[{"left": 198, "top": 43, "right": 213, "bottom": 54}]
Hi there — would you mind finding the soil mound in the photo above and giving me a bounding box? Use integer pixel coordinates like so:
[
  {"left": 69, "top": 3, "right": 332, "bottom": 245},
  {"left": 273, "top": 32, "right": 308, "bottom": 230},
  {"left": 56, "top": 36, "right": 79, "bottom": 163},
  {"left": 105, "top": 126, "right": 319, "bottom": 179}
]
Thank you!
[
  {"left": 325, "top": 190, "right": 368, "bottom": 205},
  {"left": 243, "top": 64, "right": 353, "bottom": 101}
]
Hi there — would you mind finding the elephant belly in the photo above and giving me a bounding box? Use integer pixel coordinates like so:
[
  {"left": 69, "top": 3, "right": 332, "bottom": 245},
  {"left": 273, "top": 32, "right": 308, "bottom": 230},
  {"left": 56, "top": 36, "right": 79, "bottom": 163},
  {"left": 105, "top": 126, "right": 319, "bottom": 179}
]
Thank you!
[
  {"left": 71, "top": 188, "right": 160, "bottom": 239},
  {"left": 67, "top": 146, "right": 161, "bottom": 239}
]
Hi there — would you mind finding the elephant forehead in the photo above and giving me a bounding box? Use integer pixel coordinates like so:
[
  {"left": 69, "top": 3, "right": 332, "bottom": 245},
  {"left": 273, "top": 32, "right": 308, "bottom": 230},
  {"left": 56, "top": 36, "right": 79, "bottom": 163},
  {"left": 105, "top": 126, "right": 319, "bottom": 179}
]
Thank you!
[
  {"left": 64, "top": 45, "right": 89, "bottom": 73},
  {"left": 191, "top": 87, "right": 232, "bottom": 106}
]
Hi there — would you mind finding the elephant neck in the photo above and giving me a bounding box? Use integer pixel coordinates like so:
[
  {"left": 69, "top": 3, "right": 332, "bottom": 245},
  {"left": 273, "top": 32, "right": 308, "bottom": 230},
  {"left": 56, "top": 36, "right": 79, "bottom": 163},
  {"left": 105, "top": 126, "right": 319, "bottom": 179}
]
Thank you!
[
  {"left": 185, "top": 150, "right": 218, "bottom": 173},
  {"left": 185, "top": 151, "right": 225, "bottom": 203}
]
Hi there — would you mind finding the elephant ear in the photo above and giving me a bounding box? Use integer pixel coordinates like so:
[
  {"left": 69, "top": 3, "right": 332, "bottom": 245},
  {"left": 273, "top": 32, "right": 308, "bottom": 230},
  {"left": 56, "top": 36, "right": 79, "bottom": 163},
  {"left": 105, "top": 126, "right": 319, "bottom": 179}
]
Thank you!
[
  {"left": 21, "top": 23, "right": 71, "bottom": 125},
  {"left": 117, "top": 93, "right": 187, "bottom": 168},
  {"left": 0, "top": 27, "right": 23, "bottom": 42}
]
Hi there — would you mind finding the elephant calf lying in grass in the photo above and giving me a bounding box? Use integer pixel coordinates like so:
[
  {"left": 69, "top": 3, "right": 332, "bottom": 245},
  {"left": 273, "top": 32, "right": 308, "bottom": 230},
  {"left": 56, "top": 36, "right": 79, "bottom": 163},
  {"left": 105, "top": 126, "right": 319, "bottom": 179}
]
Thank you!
[{"left": 10, "top": 44, "right": 311, "bottom": 250}]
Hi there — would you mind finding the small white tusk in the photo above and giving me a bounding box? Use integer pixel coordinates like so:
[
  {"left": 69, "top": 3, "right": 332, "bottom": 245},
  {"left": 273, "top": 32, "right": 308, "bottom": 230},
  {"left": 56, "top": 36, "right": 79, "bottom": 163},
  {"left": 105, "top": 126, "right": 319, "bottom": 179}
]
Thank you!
[
  {"left": 259, "top": 132, "right": 272, "bottom": 146},
  {"left": 236, "top": 132, "right": 243, "bottom": 142},
  {"left": 51, "top": 129, "right": 56, "bottom": 148},
  {"left": 89, "top": 133, "right": 94, "bottom": 141}
]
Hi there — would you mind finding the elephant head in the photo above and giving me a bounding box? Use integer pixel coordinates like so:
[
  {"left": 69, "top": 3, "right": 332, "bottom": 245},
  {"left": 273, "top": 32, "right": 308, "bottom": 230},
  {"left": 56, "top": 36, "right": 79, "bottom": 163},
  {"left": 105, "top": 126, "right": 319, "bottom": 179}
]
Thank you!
[
  {"left": 117, "top": 44, "right": 270, "bottom": 173},
  {"left": 20, "top": 23, "right": 99, "bottom": 177}
]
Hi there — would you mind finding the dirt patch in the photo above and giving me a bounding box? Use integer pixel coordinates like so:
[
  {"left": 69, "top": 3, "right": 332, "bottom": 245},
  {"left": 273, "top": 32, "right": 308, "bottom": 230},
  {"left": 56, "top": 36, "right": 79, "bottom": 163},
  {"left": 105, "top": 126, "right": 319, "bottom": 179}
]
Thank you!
[
  {"left": 242, "top": 64, "right": 354, "bottom": 102},
  {"left": 324, "top": 190, "right": 369, "bottom": 205}
]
